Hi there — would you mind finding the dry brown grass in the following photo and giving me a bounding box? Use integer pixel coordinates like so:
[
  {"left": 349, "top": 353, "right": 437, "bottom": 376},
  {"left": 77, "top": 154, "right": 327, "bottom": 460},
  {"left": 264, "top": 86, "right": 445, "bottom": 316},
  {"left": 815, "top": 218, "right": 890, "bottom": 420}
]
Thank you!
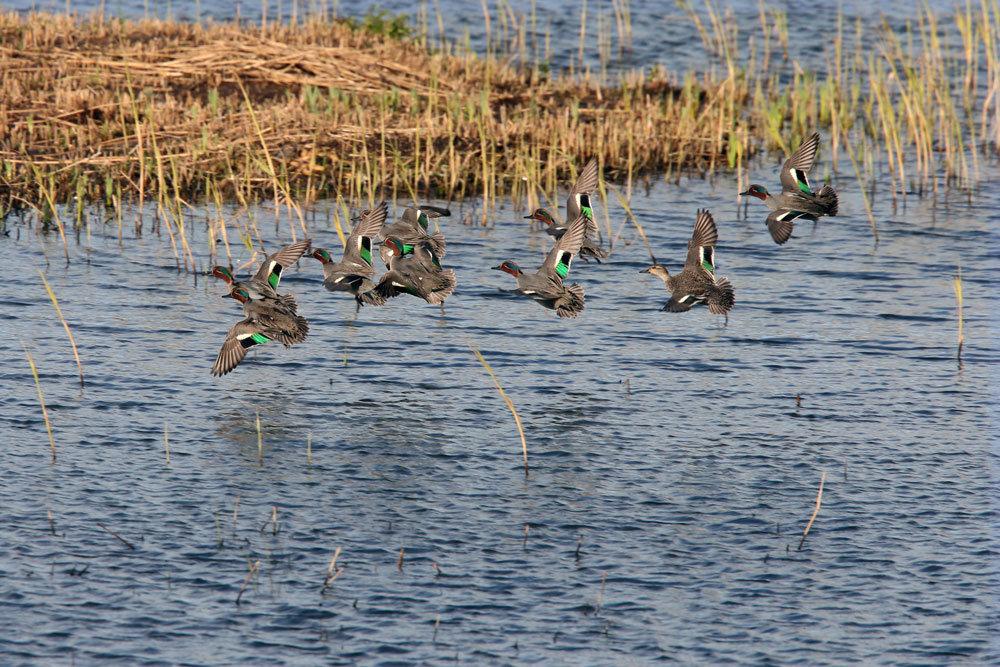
[{"left": 0, "top": 11, "right": 731, "bottom": 217}]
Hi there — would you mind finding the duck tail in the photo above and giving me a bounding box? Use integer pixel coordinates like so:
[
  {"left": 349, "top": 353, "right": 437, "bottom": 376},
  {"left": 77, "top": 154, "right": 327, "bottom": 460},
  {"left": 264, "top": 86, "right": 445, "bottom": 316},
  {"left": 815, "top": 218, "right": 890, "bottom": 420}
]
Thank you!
[
  {"left": 817, "top": 184, "right": 838, "bottom": 216},
  {"left": 424, "top": 269, "right": 456, "bottom": 305},
  {"left": 359, "top": 285, "right": 389, "bottom": 306},
  {"left": 707, "top": 276, "right": 735, "bottom": 316},
  {"left": 427, "top": 231, "right": 448, "bottom": 258},
  {"left": 556, "top": 283, "right": 586, "bottom": 318},
  {"left": 274, "top": 316, "right": 309, "bottom": 347}
]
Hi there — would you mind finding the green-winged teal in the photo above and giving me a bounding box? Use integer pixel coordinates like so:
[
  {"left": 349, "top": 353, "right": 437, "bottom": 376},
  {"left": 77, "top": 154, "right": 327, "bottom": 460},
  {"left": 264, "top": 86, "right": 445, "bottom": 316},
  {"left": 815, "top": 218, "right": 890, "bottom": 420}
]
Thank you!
[
  {"left": 740, "top": 132, "right": 838, "bottom": 245},
  {"left": 640, "top": 208, "right": 734, "bottom": 319},
  {"left": 524, "top": 156, "right": 608, "bottom": 262},
  {"left": 493, "top": 213, "right": 589, "bottom": 318},
  {"left": 211, "top": 239, "right": 312, "bottom": 309},
  {"left": 363, "top": 236, "right": 456, "bottom": 306},
  {"left": 211, "top": 287, "right": 309, "bottom": 376},
  {"left": 312, "top": 201, "right": 388, "bottom": 305},
  {"left": 379, "top": 205, "right": 450, "bottom": 264}
]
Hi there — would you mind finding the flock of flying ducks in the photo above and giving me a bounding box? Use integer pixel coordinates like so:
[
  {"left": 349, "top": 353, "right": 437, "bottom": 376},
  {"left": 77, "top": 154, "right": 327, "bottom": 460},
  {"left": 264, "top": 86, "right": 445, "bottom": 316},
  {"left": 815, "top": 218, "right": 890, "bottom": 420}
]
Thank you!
[{"left": 209, "top": 133, "right": 838, "bottom": 375}]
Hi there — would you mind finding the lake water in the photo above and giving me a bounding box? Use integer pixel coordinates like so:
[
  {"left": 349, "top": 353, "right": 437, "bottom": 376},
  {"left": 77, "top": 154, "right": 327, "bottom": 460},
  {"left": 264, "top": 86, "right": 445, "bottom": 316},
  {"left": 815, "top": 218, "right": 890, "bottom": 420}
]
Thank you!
[{"left": 2, "top": 1, "right": 998, "bottom": 665}]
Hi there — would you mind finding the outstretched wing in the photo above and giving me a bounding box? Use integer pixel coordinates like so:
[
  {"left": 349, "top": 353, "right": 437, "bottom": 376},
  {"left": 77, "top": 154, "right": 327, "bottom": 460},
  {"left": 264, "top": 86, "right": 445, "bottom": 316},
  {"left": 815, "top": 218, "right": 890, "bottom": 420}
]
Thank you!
[
  {"left": 252, "top": 239, "right": 312, "bottom": 290},
  {"left": 343, "top": 201, "right": 387, "bottom": 268},
  {"left": 780, "top": 132, "right": 820, "bottom": 195},
  {"left": 401, "top": 205, "right": 451, "bottom": 231},
  {"left": 684, "top": 208, "right": 718, "bottom": 272},
  {"left": 540, "top": 213, "right": 588, "bottom": 279},
  {"left": 212, "top": 318, "right": 275, "bottom": 376},
  {"left": 349, "top": 200, "right": 389, "bottom": 241},
  {"left": 566, "top": 157, "right": 600, "bottom": 236},
  {"left": 662, "top": 294, "right": 696, "bottom": 313},
  {"left": 765, "top": 209, "right": 812, "bottom": 245}
]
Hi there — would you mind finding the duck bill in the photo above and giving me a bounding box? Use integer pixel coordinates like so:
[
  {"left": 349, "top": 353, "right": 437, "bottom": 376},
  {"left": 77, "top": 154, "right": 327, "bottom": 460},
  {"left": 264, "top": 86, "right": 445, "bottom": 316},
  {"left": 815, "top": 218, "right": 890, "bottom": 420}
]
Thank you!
[
  {"left": 738, "top": 189, "right": 750, "bottom": 196},
  {"left": 639, "top": 267, "right": 651, "bottom": 273},
  {"left": 490, "top": 264, "right": 505, "bottom": 271}
]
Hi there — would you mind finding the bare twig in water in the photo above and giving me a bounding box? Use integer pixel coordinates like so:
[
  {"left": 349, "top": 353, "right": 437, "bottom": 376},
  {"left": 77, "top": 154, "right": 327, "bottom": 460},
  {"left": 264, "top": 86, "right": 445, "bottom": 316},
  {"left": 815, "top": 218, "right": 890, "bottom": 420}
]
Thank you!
[
  {"left": 798, "top": 471, "right": 826, "bottom": 551},
  {"left": 236, "top": 559, "right": 260, "bottom": 604},
  {"left": 256, "top": 411, "right": 263, "bottom": 466},
  {"left": 23, "top": 344, "right": 55, "bottom": 462},
  {"left": 38, "top": 271, "right": 84, "bottom": 386},
  {"left": 397, "top": 548, "right": 405, "bottom": 572},
  {"left": 47, "top": 509, "right": 55, "bottom": 535},
  {"left": 470, "top": 344, "right": 528, "bottom": 477},
  {"left": 96, "top": 521, "right": 135, "bottom": 550},
  {"left": 953, "top": 263, "right": 964, "bottom": 365},
  {"left": 321, "top": 545, "right": 343, "bottom": 592}
]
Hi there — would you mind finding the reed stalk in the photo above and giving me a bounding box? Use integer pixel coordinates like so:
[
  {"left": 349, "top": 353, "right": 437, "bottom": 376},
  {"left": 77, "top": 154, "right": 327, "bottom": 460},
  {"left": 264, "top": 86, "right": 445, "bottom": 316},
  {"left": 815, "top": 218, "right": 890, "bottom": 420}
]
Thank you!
[
  {"left": 236, "top": 559, "right": 260, "bottom": 604},
  {"left": 470, "top": 343, "right": 528, "bottom": 477},
  {"left": 164, "top": 422, "right": 170, "bottom": 465},
  {"left": 37, "top": 270, "right": 84, "bottom": 386},
  {"left": 842, "top": 132, "right": 878, "bottom": 243},
  {"left": 23, "top": 345, "right": 56, "bottom": 462},
  {"left": 798, "top": 471, "right": 826, "bottom": 551},
  {"left": 397, "top": 547, "right": 405, "bottom": 571},
  {"left": 595, "top": 570, "right": 607, "bottom": 613},
  {"left": 96, "top": 521, "right": 136, "bottom": 549}
]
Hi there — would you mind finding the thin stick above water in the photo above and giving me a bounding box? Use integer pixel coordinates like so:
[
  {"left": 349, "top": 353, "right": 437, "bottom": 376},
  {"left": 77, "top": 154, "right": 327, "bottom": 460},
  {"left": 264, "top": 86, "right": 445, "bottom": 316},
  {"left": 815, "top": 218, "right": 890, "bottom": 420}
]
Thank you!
[
  {"left": 469, "top": 343, "right": 528, "bottom": 477},
  {"left": 953, "top": 263, "right": 964, "bottom": 365},
  {"left": 798, "top": 471, "right": 826, "bottom": 551}
]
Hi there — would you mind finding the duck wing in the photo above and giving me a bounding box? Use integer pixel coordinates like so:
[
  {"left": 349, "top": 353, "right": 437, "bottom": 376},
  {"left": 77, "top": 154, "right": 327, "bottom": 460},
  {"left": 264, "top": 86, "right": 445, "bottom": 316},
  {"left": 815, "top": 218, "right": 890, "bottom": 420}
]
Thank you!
[
  {"left": 683, "top": 208, "right": 719, "bottom": 273},
  {"left": 212, "top": 317, "right": 279, "bottom": 376},
  {"left": 765, "top": 208, "right": 812, "bottom": 245},
  {"left": 566, "top": 157, "right": 600, "bottom": 236},
  {"left": 779, "top": 132, "right": 820, "bottom": 196},
  {"left": 252, "top": 239, "right": 312, "bottom": 290},
  {"left": 540, "top": 213, "right": 588, "bottom": 280}
]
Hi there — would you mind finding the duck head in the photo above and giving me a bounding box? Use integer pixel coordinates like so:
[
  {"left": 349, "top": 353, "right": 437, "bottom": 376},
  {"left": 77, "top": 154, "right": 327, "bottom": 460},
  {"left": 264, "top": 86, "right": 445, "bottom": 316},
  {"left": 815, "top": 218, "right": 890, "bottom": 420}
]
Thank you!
[
  {"left": 492, "top": 260, "right": 523, "bottom": 277},
  {"left": 312, "top": 248, "right": 333, "bottom": 264},
  {"left": 211, "top": 265, "right": 235, "bottom": 284},
  {"left": 383, "top": 236, "right": 409, "bottom": 258},
  {"left": 229, "top": 287, "right": 251, "bottom": 304},
  {"left": 524, "top": 208, "right": 556, "bottom": 226},
  {"left": 739, "top": 184, "right": 769, "bottom": 201},
  {"left": 640, "top": 264, "right": 674, "bottom": 290}
]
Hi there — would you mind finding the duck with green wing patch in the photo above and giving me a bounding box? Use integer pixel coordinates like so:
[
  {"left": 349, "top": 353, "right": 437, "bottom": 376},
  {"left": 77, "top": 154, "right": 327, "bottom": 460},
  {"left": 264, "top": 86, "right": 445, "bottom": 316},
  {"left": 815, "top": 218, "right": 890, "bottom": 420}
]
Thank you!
[
  {"left": 524, "top": 156, "right": 608, "bottom": 262},
  {"left": 313, "top": 201, "right": 388, "bottom": 308},
  {"left": 493, "top": 212, "right": 589, "bottom": 318},
  {"left": 641, "top": 209, "right": 734, "bottom": 322},
  {"left": 211, "top": 287, "right": 309, "bottom": 376},
  {"left": 363, "top": 236, "right": 456, "bottom": 306},
  {"left": 740, "top": 132, "right": 838, "bottom": 245},
  {"left": 379, "top": 204, "right": 449, "bottom": 265},
  {"left": 211, "top": 239, "right": 311, "bottom": 313}
]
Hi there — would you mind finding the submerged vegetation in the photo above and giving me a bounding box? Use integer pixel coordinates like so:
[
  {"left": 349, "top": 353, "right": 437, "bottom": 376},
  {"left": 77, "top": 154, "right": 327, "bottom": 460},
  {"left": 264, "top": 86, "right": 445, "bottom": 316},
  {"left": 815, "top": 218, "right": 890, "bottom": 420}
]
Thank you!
[{"left": 0, "top": 2, "right": 996, "bottom": 239}]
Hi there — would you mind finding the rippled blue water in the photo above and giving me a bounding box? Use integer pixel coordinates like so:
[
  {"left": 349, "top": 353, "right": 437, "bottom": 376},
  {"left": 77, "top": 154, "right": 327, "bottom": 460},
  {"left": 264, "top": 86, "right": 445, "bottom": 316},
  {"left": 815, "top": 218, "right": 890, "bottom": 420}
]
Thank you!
[
  {"left": 2, "top": 0, "right": 998, "bottom": 665},
  {"left": 3, "top": 166, "right": 996, "bottom": 664}
]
